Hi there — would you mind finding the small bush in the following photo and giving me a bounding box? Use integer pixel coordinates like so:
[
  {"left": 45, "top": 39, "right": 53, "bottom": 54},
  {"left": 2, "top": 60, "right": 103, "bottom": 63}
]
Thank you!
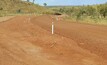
[
  {"left": 0, "top": 8, "right": 3, "bottom": 10},
  {"left": 54, "top": 12, "right": 62, "bottom": 15},
  {"left": 17, "top": 9, "right": 21, "bottom": 13}
]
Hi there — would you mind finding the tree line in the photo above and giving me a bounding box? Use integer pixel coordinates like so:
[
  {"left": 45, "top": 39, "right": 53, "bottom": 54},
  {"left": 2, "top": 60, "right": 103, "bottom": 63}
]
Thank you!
[
  {"left": 27, "top": 0, "right": 35, "bottom": 4},
  {"left": 52, "top": 3, "right": 107, "bottom": 20}
]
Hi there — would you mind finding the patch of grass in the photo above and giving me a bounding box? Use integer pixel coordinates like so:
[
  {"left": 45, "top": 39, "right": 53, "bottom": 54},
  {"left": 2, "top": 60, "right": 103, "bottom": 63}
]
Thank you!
[
  {"left": 0, "top": 0, "right": 48, "bottom": 16},
  {"left": 65, "top": 16, "right": 107, "bottom": 25}
]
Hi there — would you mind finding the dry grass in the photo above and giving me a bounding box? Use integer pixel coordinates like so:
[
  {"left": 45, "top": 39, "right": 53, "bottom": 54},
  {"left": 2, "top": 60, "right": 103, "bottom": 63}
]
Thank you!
[
  {"left": 0, "top": 0, "right": 47, "bottom": 16},
  {"left": 0, "top": 16, "right": 15, "bottom": 22}
]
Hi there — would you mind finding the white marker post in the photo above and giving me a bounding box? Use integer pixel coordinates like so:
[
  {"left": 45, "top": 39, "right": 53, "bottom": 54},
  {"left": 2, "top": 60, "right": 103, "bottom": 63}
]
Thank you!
[
  {"left": 29, "top": 17, "right": 30, "bottom": 22},
  {"left": 56, "top": 17, "right": 58, "bottom": 21},
  {"left": 52, "top": 22, "right": 54, "bottom": 35}
]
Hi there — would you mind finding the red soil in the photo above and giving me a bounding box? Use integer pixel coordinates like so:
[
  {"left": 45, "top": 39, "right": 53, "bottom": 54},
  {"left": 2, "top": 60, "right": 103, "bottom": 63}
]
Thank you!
[{"left": 0, "top": 15, "right": 107, "bottom": 65}]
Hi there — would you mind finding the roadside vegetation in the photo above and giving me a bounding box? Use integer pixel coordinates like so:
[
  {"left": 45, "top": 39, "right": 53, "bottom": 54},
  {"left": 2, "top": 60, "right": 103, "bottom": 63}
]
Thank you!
[
  {"left": 49, "top": 3, "right": 107, "bottom": 25},
  {"left": 1, "top": 0, "right": 107, "bottom": 25},
  {"left": 0, "top": 0, "right": 54, "bottom": 17}
]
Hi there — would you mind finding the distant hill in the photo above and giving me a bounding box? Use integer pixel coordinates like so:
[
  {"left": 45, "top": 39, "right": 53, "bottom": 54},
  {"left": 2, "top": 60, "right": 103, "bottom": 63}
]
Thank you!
[{"left": 0, "top": 0, "right": 46, "bottom": 16}]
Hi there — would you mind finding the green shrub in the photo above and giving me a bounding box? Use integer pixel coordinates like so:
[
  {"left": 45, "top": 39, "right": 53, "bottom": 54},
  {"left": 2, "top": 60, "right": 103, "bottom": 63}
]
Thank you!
[
  {"left": 0, "top": 8, "right": 3, "bottom": 10},
  {"left": 17, "top": 9, "right": 22, "bottom": 13},
  {"left": 97, "top": 4, "right": 107, "bottom": 18}
]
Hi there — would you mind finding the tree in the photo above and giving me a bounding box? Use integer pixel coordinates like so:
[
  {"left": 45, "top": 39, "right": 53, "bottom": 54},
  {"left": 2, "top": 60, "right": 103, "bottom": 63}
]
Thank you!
[
  {"left": 97, "top": 4, "right": 107, "bottom": 18},
  {"left": 27, "top": 0, "right": 29, "bottom": 2},
  {"left": 86, "top": 6, "right": 96, "bottom": 16},
  {"left": 43, "top": 3, "right": 47, "bottom": 6},
  {"left": 33, "top": 0, "right": 35, "bottom": 4}
]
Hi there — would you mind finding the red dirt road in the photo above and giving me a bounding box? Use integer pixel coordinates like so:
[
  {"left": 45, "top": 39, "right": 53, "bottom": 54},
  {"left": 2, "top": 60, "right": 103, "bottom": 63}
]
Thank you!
[{"left": 0, "top": 15, "right": 107, "bottom": 65}]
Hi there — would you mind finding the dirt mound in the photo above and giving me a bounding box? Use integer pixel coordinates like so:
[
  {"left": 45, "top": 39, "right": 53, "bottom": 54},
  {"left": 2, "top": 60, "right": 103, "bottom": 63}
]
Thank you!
[
  {"left": 0, "top": 15, "right": 107, "bottom": 65},
  {"left": 0, "top": 16, "right": 15, "bottom": 22}
]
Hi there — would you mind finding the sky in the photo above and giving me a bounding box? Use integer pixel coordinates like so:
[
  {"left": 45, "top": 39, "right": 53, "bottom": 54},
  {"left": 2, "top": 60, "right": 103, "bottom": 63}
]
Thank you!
[{"left": 30, "top": 0, "right": 107, "bottom": 6}]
